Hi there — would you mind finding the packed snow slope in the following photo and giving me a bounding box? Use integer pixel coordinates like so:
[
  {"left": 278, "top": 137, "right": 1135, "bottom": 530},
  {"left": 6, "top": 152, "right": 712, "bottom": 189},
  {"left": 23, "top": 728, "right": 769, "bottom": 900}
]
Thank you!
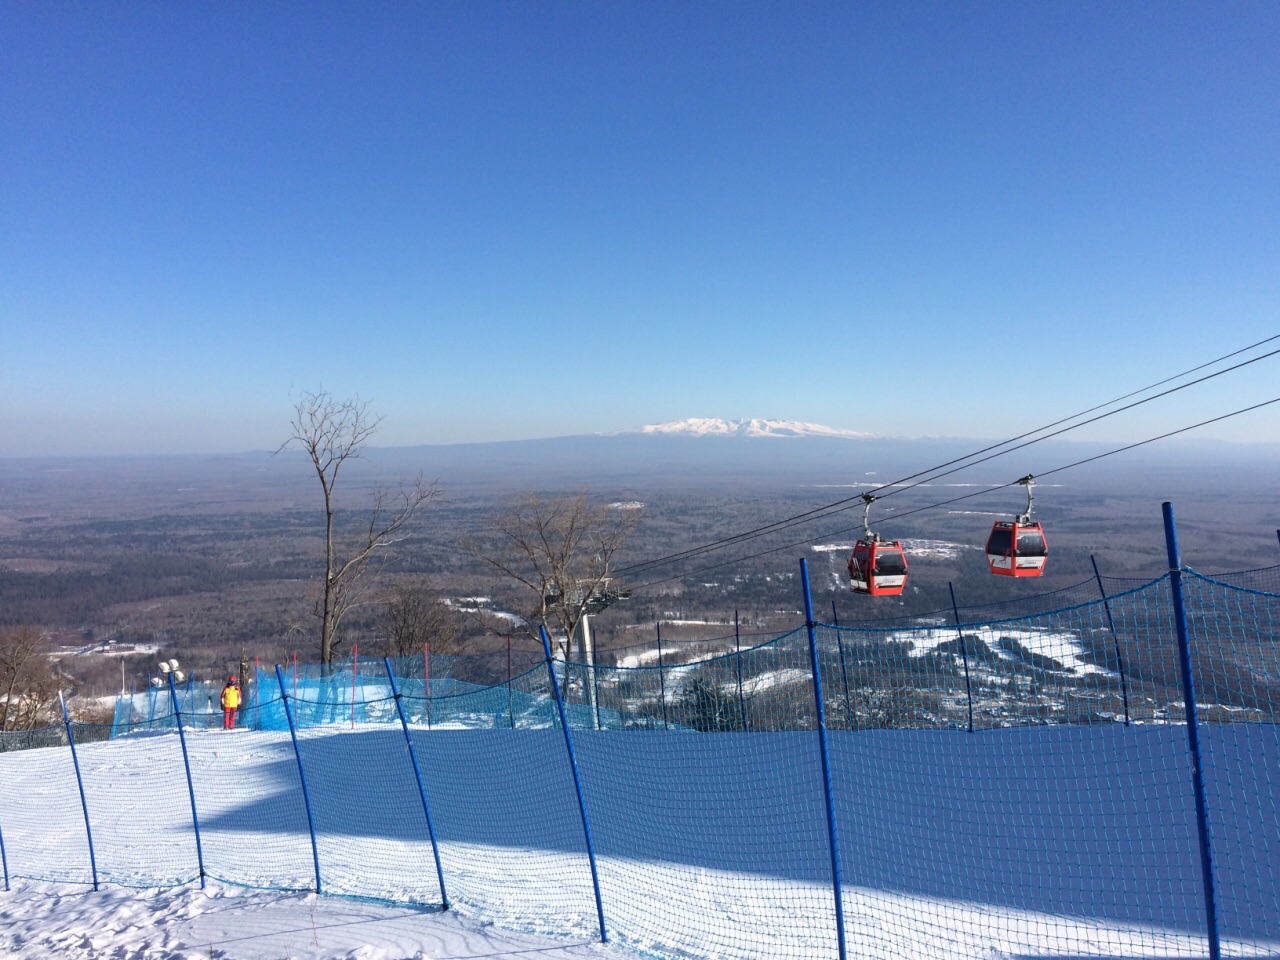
[
  {"left": 1, "top": 722, "right": 1277, "bottom": 960},
  {"left": 0, "top": 880, "right": 620, "bottom": 960}
]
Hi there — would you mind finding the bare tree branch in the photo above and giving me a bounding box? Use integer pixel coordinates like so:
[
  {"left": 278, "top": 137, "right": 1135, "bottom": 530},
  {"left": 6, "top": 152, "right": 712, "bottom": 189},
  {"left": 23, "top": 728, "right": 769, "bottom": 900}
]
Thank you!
[
  {"left": 378, "top": 580, "right": 464, "bottom": 659},
  {"left": 0, "top": 626, "right": 58, "bottom": 731},
  {"left": 468, "top": 493, "right": 640, "bottom": 665},
  {"left": 279, "top": 390, "right": 440, "bottom": 664}
]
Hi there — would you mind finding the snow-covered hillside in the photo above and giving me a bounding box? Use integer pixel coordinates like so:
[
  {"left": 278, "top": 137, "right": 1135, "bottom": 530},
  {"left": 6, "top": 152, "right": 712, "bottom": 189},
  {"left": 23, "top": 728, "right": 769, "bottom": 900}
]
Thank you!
[{"left": 628, "top": 417, "right": 873, "bottom": 439}]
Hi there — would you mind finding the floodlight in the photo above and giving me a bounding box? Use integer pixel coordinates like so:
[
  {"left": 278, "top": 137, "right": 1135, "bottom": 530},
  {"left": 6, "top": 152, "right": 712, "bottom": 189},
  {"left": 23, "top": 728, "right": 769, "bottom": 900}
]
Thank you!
[{"left": 158, "top": 662, "right": 171, "bottom": 674}]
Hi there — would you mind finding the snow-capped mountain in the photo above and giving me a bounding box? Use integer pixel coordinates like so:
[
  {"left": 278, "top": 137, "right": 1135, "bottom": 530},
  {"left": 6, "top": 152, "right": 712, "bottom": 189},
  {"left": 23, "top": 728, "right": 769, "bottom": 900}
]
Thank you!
[{"left": 629, "top": 418, "right": 873, "bottom": 439}]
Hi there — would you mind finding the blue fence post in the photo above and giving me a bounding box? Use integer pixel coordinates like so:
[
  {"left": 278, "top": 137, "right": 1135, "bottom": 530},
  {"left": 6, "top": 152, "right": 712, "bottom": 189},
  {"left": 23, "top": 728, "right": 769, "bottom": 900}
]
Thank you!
[
  {"left": 507, "top": 633, "right": 516, "bottom": 730},
  {"left": 734, "top": 610, "right": 750, "bottom": 732},
  {"left": 539, "top": 625, "right": 608, "bottom": 943},
  {"left": 831, "top": 600, "right": 853, "bottom": 729},
  {"left": 800, "top": 559, "right": 847, "bottom": 960},
  {"left": 1162, "top": 502, "right": 1222, "bottom": 960},
  {"left": 166, "top": 673, "right": 207, "bottom": 889},
  {"left": 383, "top": 657, "right": 450, "bottom": 910},
  {"left": 655, "top": 623, "right": 669, "bottom": 730},
  {"left": 425, "top": 652, "right": 436, "bottom": 730},
  {"left": 948, "top": 583, "right": 975, "bottom": 733},
  {"left": 0, "top": 818, "right": 9, "bottom": 891},
  {"left": 58, "top": 691, "right": 99, "bottom": 891},
  {"left": 275, "top": 665, "right": 322, "bottom": 894},
  {"left": 1090, "top": 554, "right": 1131, "bottom": 726}
]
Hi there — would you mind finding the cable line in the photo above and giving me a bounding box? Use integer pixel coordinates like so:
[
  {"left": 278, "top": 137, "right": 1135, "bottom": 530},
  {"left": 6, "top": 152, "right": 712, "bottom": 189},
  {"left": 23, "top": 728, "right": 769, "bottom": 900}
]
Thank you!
[
  {"left": 870, "top": 345, "right": 1280, "bottom": 503},
  {"left": 618, "top": 336, "right": 1280, "bottom": 578},
  {"left": 628, "top": 394, "right": 1280, "bottom": 591}
]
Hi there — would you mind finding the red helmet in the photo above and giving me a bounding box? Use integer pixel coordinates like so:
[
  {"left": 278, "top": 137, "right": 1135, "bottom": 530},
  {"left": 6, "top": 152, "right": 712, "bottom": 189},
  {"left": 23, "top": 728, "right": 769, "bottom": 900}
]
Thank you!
[{"left": 228, "top": 676, "right": 238, "bottom": 683}]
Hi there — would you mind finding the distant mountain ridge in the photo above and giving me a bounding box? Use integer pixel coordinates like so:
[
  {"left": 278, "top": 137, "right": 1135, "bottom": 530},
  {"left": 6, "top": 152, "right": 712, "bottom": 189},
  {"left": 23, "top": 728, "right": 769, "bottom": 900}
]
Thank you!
[{"left": 624, "top": 418, "right": 873, "bottom": 439}]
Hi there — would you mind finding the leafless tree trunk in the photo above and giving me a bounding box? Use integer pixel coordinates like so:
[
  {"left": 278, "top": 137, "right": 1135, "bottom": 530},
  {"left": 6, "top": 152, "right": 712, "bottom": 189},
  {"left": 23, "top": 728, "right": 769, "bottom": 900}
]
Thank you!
[
  {"left": 471, "top": 493, "right": 639, "bottom": 664},
  {"left": 281, "top": 390, "right": 439, "bottom": 665}
]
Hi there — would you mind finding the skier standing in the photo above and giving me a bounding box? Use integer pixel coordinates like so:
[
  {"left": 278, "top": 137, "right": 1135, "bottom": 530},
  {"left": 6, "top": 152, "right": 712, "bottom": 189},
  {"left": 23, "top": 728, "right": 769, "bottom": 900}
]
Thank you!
[{"left": 220, "top": 676, "right": 242, "bottom": 730}]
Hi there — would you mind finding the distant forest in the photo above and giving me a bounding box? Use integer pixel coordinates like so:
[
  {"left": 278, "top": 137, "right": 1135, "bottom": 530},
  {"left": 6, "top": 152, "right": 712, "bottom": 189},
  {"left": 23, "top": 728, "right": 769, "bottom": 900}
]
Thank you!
[{"left": 1, "top": 440, "right": 1276, "bottom": 696}]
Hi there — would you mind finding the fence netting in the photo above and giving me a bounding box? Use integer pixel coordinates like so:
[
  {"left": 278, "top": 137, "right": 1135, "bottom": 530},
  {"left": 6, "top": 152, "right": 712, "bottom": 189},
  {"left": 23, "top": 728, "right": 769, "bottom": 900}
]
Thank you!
[
  {"left": 1183, "top": 569, "right": 1280, "bottom": 958},
  {"left": 404, "top": 664, "right": 602, "bottom": 938},
  {"left": 0, "top": 566, "right": 1276, "bottom": 960},
  {"left": 823, "top": 577, "right": 1212, "bottom": 959}
]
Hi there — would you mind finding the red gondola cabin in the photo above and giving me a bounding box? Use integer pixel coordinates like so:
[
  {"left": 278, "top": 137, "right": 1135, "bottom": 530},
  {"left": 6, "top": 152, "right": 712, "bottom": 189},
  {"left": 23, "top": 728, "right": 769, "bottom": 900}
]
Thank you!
[
  {"left": 985, "top": 520, "right": 1047, "bottom": 577},
  {"left": 848, "top": 539, "right": 909, "bottom": 596}
]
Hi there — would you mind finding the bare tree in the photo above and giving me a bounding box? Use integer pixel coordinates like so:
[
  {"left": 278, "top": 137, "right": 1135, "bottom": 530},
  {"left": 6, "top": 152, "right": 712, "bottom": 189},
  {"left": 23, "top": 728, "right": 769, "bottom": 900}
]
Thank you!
[
  {"left": 472, "top": 493, "right": 639, "bottom": 662},
  {"left": 281, "top": 390, "right": 439, "bottom": 664},
  {"left": 379, "top": 580, "right": 464, "bottom": 659},
  {"left": 0, "top": 626, "right": 59, "bottom": 731}
]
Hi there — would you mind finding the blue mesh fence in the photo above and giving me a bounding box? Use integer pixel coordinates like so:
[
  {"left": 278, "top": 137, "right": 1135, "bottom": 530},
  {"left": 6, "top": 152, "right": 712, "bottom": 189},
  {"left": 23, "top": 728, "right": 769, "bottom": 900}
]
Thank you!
[
  {"left": 290, "top": 720, "right": 445, "bottom": 905},
  {"left": 185, "top": 695, "right": 324, "bottom": 893},
  {"left": 821, "top": 577, "right": 1218, "bottom": 959},
  {"left": 0, "top": 725, "right": 92, "bottom": 885},
  {"left": 1, "top": 561, "right": 1278, "bottom": 958},
  {"left": 1182, "top": 569, "right": 1280, "bottom": 958},
  {"left": 575, "top": 628, "right": 841, "bottom": 957},
  {"left": 391, "top": 660, "right": 616, "bottom": 935},
  {"left": 74, "top": 716, "right": 202, "bottom": 888},
  {"left": 110, "top": 679, "right": 230, "bottom": 737}
]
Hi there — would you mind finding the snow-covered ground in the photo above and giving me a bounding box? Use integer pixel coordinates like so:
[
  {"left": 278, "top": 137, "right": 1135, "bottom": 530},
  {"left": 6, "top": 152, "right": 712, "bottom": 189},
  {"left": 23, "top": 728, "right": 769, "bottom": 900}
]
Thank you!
[
  {"left": 1, "top": 723, "right": 1277, "bottom": 960},
  {"left": 889, "top": 623, "right": 1118, "bottom": 677},
  {"left": 0, "top": 881, "right": 619, "bottom": 959}
]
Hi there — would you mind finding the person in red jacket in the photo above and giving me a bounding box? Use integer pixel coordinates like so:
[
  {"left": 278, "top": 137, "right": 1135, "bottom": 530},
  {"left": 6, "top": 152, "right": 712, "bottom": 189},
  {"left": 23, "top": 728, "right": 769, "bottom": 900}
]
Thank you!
[{"left": 220, "top": 676, "right": 242, "bottom": 730}]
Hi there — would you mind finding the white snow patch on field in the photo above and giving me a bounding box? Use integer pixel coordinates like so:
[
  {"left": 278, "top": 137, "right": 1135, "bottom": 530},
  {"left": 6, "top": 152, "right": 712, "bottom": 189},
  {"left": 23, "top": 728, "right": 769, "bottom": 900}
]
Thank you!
[{"left": 890, "top": 625, "right": 1116, "bottom": 676}]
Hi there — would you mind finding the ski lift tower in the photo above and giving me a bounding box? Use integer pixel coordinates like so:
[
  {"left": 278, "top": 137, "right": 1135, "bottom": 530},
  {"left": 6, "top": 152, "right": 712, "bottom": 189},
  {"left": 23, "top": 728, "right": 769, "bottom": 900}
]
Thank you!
[{"left": 543, "top": 578, "right": 629, "bottom": 726}]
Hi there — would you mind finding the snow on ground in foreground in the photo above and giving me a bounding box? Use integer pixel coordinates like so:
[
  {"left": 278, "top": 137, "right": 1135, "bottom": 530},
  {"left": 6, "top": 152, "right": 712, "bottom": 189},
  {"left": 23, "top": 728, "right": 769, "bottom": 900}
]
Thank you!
[
  {"left": 0, "top": 880, "right": 619, "bottom": 960},
  {"left": 2, "top": 725, "right": 1277, "bottom": 959}
]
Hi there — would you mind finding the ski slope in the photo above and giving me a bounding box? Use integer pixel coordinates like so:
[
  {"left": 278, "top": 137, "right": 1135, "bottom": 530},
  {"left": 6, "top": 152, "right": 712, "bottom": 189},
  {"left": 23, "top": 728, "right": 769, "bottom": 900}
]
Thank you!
[{"left": 1, "top": 721, "right": 1276, "bottom": 959}]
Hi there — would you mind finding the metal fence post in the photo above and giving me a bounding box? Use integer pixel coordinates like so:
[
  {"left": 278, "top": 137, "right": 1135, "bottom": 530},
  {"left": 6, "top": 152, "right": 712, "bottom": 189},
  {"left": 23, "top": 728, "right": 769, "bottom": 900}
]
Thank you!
[
  {"left": 539, "top": 625, "right": 608, "bottom": 943},
  {"left": 656, "top": 623, "right": 669, "bottom": 730},
  {"left": 166, "top": 672, "right": 207, "bottom": 889},
  {"left": 58, "top": 691, "right": 99, "bottom": 891},
  {"left": 734, "top": 610, "right": 749, "bottom": 732},
  {"left": 800, "top": 559, "right": 847, "bottom": 960},
  {"left": 0, "top": 818, "right": 10, "bottom": 891},
  {"left": 1162, "top": 502, "right": 1221, "bottom": 960},
  {"left": 948, "top": 583, "right": 975, "bottom": 733},
  {"left": 831, "top": 600, "right": 854, "bottom": 729},
  {"left": 422, "top": 643, "right": 433, "bottom": 730},
  {"left": 507, "top": 633, "right": 516, "bottom": 729},
  {"left": 384, "top": 658, "right": 450, "bottom": 909},
  {"left": 1090, "top": 554, "right": 1131, "bottom": 725},
  {"left": 275, "top": 665, "right": 322, "bottom": 894}
]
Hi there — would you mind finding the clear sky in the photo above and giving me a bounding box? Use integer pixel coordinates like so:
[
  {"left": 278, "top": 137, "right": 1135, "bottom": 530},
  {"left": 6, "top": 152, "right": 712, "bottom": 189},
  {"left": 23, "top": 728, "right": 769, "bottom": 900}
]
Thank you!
[{"left": 2, "top": 1, "right": 1278, "bottom": 456}]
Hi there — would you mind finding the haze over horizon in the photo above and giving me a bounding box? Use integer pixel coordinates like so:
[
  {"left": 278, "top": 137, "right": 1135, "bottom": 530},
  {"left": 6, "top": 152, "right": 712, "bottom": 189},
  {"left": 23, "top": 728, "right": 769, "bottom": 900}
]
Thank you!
[{"left": 3, "top": 4, "right": 1278, "bottom": 457}]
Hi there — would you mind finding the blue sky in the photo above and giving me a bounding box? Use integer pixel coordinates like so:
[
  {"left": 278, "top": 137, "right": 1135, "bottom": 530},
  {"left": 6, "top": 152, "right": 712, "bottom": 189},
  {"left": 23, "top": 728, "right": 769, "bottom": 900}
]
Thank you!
[{"left": 2, "top": 1, "right": 1277, "bottom": 455}]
